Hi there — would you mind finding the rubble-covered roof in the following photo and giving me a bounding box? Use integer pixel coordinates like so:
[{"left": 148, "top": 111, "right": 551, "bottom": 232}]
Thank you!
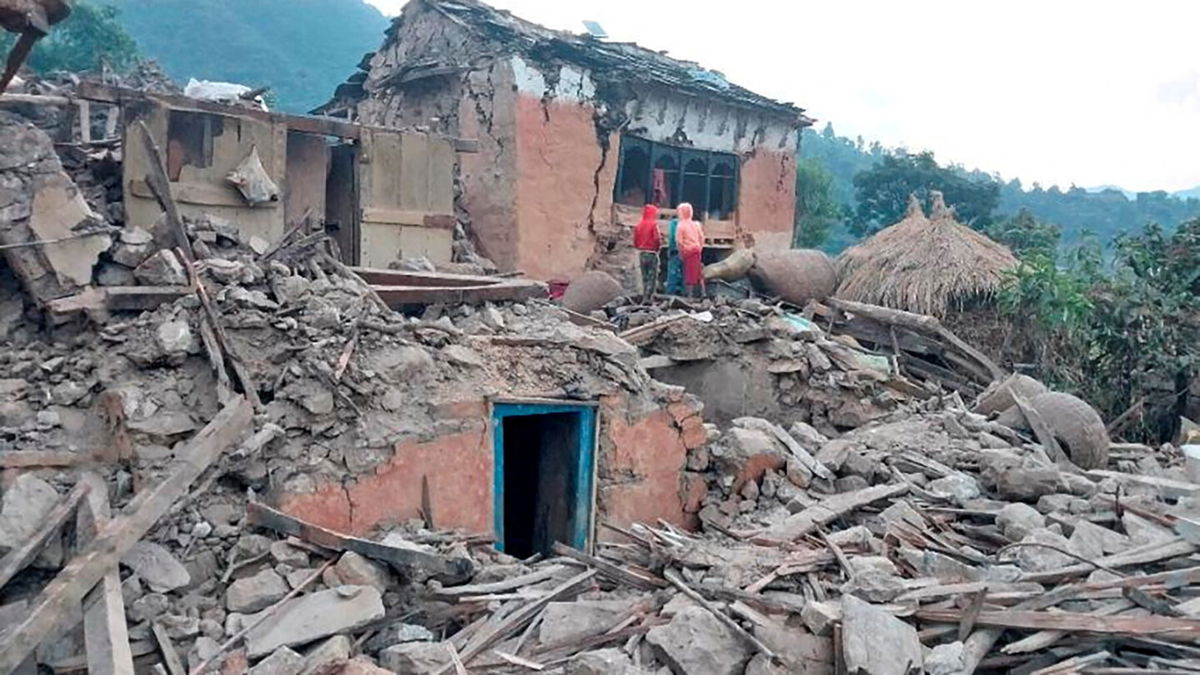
[
  {"left": 321, "top": 0, "right": 810, "bottom": 123},
  {"left": 430, "top": 0, "right": 806, "bottom": 120}
]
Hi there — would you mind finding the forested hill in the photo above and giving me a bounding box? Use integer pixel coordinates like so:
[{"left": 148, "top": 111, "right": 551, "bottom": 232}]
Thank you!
[
  {"left": 801, "top": 124, "right": 1200, "bottom": 251},
  {"left": 107, "top": 0, "right": 391, "bottom": 113}
]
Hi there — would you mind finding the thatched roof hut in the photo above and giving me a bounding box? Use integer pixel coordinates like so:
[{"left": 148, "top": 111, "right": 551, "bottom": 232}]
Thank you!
[{"left": 836, "top": 192, "right": 1018, "bottom": 317}]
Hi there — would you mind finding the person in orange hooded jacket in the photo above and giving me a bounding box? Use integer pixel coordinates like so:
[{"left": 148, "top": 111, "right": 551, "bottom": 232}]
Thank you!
[
  {"left": 674, "top": 202, "right": 705, "bottom": 297},
  {"left": 633, "top": 204, "right": 661, "bottom": 302}
]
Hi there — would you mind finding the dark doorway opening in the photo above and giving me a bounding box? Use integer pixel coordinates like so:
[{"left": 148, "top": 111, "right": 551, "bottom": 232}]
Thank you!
[{"left": 493, "top": 404, "right": 596, "bottom": 558}]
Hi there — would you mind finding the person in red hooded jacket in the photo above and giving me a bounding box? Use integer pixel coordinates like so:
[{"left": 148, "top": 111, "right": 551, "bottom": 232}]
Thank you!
[{"left": 633, "top": 204, "right": 661, "bottom": 302}]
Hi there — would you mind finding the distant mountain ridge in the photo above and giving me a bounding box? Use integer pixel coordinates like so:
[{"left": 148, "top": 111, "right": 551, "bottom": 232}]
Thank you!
[
  {"left": 802, "top": 125, "right": 1200, "bottom": 251},
  {"left": 107, "top": 0, "right": 391, "bottom": 113}
]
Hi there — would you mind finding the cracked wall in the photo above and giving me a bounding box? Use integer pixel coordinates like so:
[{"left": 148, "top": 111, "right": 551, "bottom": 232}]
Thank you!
[
  {"left": 349, "top": 1, "right": 799, "bottom": 280},
  {"left": 275, "top": 393, "right": 701, "bottom": 538}
]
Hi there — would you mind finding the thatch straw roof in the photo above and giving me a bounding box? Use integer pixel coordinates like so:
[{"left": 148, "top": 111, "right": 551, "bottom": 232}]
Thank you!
[{"left": 836, "top": 192, "right": 1018, "bottom": 317}]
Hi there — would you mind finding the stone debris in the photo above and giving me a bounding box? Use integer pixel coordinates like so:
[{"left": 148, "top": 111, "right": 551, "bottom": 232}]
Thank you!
[{"left": 0, "top": 72, "right": 1197, "bottom": 675}]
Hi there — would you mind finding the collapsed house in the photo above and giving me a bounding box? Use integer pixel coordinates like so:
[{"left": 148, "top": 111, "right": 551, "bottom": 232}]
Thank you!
[
  {"left": 3, "top": 33, "right": 1200, "bottom": 675},
  {"left": 320, "top": 0, "right": 812, "bottom": 286}
]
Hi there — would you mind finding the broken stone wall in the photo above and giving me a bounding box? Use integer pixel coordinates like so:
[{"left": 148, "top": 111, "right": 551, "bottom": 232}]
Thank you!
[
  {"left": 275, "top": 390, "right": 705, "bottom": 539},
  {"left": 0, "top": 111, "right": 111, "bottom": 306}
]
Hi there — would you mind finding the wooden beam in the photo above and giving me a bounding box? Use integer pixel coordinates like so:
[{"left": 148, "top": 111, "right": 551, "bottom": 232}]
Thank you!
[
  {"left": 550, "top": 542, "right": 667, "bottom": 591},
  {"left": 0, "top": 398, "right": 253, "bottom": 674},
  {"left": 132, "top": 121, "right": 194, "bottom": 262},
  {"left": 1012, "top": 393, "right": 1073, "bottom": 466},
  {"left": 0, "top": 451, "right": 85, "bottom": 468},
  {"left": 0, "top": 481, "right": 90, "bottom": 592},
  {"left": 245, "top": 502, "right": 474, "bottom": 583},
  {"left": 77, "top": 472, "right": 135, "bottom": 675},
  {"left": 916, "top": 607, "right": 1200, "bottom": 640},
  {"left": 151, "top": 621, "right": 186, "bottom": 675}
]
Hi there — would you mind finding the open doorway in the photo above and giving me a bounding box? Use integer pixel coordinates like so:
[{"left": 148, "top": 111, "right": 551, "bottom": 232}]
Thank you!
[{"left": 492, "top": 403, "right": 597, "bottom": 558}]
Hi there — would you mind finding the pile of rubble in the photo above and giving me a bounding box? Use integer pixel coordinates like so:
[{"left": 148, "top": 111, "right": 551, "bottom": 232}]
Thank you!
[{"left": 3, "top": 77, "right": 1200, "bottom": 675}]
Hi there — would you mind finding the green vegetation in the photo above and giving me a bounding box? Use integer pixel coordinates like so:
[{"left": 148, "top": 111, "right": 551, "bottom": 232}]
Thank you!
[
  {"left": 105, "top": 0, "right": 389, "bottom": 112},
  {"left": 794, "top": 158, "right": 844, "bottom": 248},
  {"left": 799, "top": 123, "right": 1200, "bottom": 254},
  {"left": 0, "top": 1, "right": 140, "bottom": 74},
  {"left": 851, "top": 152, "right": 999, "bottom": 236},
  {"left": 998, "top": 219, "right": 1200, "bottom": 441}
]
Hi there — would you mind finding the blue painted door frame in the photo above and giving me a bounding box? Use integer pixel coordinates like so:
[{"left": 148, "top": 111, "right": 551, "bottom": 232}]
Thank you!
[{"left": 491, "top": 402, "right": 597, "bottom": 553}]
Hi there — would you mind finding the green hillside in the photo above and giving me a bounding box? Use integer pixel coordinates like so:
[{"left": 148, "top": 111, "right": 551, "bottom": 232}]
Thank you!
[
  {"left": 800, "top": 124, "right": 1200, "bottom": 253},
  {"left": 106, "top": 0, "right": 390, "bottom": 112}
]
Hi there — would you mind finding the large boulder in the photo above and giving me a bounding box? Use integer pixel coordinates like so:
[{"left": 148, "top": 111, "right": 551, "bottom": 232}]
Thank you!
[
  {"left": 1031, "top": 392, "right": 1110, "bottom": 469},
  {"left": 561, "top": 271, "right": 622, "bottom": 314},
  {"left": 748, "top": 249, "right": 837, "bottom": 305},
  {"left": 974, "top": 373, "right": 1049, "bottom": 416}
]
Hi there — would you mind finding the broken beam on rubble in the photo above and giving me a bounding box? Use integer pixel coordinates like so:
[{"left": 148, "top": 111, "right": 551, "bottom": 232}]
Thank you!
[
  {"left": 0, "top": 450, "right": 85, "bottom": 468},
  {"left": 664, "top": 568, "right": 779, "bottom": 663},
  {"left": 1012, "top": 393, "right": 1073, "bottom": 466},
  {"left": 1020, "top": 538, "right": 1198, "bottom": 584},
  {"left": 916, "top": 607, "right": 1200, "bottom": 640},
  {"left": 0, "top": 482, "right": 90, "bottom": 592},
  {"left": 448, "top": 569, "right": 598, "bottom": 671},
  {"left": 432, "top": 565, "right": 569, "bottom": 599},
  {"left": 762, "top": 483, "right": 909, "bottom": 541},
  {"left": 826, "top": 297, "right": 1003, "bottom": 383},
  {"left": 77, "top": 472, "right": 136, "bottom": 675},
  {"left": 245, "top": 502, "right": 474, "bottom": 583},
  {"left": 0, "top": 398, "right": 253, "bottom": 674},
  {"left": 550, "top": 542, "right": 667, "bottom": 590},
  {"left": 133, "top": 121, "right": 194, "bottom": 262}
]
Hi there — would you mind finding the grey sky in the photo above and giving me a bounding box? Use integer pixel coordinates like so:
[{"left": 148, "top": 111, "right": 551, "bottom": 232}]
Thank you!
[{"left": 365, "top": 0, "right": 1200, "bottom": 193}]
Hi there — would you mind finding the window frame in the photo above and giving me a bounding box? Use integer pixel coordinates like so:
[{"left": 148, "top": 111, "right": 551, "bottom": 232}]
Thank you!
[{"left": 614, "top": 134, "right": 739, "bottom": 219}]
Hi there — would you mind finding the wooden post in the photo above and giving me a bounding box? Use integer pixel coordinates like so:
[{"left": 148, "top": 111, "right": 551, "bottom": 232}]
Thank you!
[
  {"left": 0, "top": 398, "right": 253, "bottom": 674},
  {"left": 78, "top": 472, "right": 136, "bottom": 675}
]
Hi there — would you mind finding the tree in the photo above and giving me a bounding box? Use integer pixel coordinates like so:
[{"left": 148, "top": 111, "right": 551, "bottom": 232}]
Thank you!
[
  {"left": 986, "top": 208, "right": 1061, "bottom": 258},
  {"left": 794, "top": 158, "right": 844, "bottom": 248},
  {"left": 850, "top": 151, "right": 1000, "bottom": 236},
  {"left": 0, "top": 1, "right": 141, "bottom": 74}
]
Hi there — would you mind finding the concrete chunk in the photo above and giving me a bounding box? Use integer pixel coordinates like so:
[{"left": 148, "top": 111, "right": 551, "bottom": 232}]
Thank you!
[
  {"left": 121, "top": 541, "right": 191, "bottom": 592},
  {"left": 248, "top": 647, "right": 304, "bottom": 675},
  {"left": 0, "top": 474, "right": 60, "bottom": 556},
  {"left": 299, "top": 635, "right": 351, "bottom": 675},
  {"left": 646, "top": 605, "right": 751, "bottom": 675},
  {"left": 227, "top": 568, "right": 290, "bottom": 613},
  {"left": 245, "top": 586, "right": 384, "bottom": 658},
  {"left": 334, "top": 551, "right": 392, "bottom": 593},
  {"left": 379, "top": 642, "right": 453, "bottom": 674},
  {"left": 841, "top": 595, "right": 921, "bottom": 675},
  {"left": 538, "top": 600, "right": 634, "bottom": 646}
]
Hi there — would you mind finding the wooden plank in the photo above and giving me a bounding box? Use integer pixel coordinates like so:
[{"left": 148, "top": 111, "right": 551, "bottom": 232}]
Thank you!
[
  {"left": 432, "top": 565, "right": 568, "bottom": 599},
  {"left": 361, "top": 207, "right": 455, "bottom": 229},
  {"left": 0, "top": 398, "right": 253, "bottom": 674},
  {"left": 129, "top": 179, "right": 269, "bottom": 209},
  {"left": 1001, "top": 600, "right": 1134, "bottom": 655},
  {"left": 78, "top": 472, "right": 136, "bottom": 675},
  {"left": 151, "top": 621, "right": 186, "bottom": 675},
  {"left": 245, "top": 502, "right": 473, "bottom": 583},
  {"left": 447, "top": 569, "right": 598, "bottom": 671},
  {"left": 916, "top": 607, "right": 1200, "bottom": 640},
  {"left": 105, "top": 286, "right": 195, "bottom": 311},
  {"left": 0, "top": 482, "right": 90, "bottom": 592},
  {"left": 550, "top": 542, "right": 667, "bottom": 590},
  {"left": 1020, "top": 538, "right": 1197, "bottom": 584},
  {"left": 1012, "top": 393, "right": 1073, "bottom": 465},
  {"left": 762, "top": 483, "right": 909, "bottom": 541},
  {"left": 133, "top": 121, "right": 194, "bottom": 262},
  {"left": 0, "top": 451, "right": 85, "bottom": 468}
]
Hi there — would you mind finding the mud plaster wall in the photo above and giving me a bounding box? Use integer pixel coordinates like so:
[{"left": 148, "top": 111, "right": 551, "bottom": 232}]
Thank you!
[
  {"left": 351, "top": 4, "right": 800, "bottom": 278},
  {"left": 275, "top": 393, "right": 707, "bottom": 538}
]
